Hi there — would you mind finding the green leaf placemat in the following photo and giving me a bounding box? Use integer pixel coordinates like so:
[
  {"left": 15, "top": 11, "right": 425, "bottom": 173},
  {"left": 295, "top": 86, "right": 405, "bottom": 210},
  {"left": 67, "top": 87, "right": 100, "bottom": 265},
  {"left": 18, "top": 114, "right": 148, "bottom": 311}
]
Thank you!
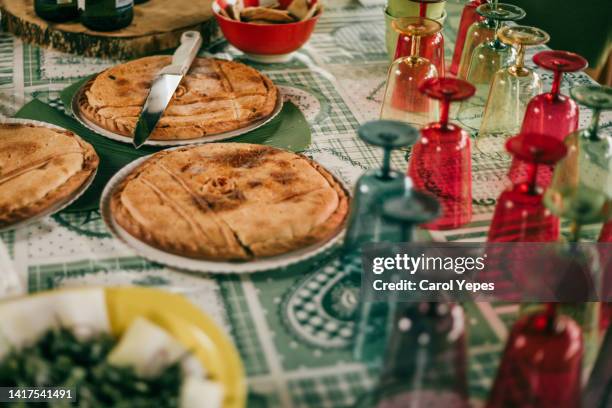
[{"left": 15, "top": 84, "right": 310, "bottom": 212}]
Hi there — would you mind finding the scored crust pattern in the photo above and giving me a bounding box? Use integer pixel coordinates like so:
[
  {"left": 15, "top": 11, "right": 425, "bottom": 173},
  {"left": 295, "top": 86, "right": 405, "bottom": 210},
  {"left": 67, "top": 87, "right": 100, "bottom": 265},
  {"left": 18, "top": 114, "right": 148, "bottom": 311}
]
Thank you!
[
  {"left": 78, "top": 56, "right": 279, "bottom": 141},
  {"left": 0, "top": 123, "right": 99, "bottom": 228},
  {"left": 110, "top": 143, "right": 350, "bottom": 261}
]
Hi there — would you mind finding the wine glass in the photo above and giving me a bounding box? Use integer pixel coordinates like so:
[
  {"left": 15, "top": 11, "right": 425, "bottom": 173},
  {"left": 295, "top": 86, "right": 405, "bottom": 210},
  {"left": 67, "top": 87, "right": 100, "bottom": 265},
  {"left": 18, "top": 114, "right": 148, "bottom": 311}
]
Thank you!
[
  {"left": 357, "top": 302, "right": 470, "bottom": 408},
  {"left": 487, "top": 304, "right": 583, "bottom": 408},
  {"left": 487, "top": 133, "right": 566, "bottom": 242},
  {"left": 381, "top": 17, "right": 441, "bottom": 126},
  {"left": 408, "top": 77, "right": 476, "bottom": 230},
  {"left": 456, "top": 2, "right": 526, "bottom": 132},
  {"left": 450, "top": 0, "right": 487, "bottom": 76},
  {"left": 508, "top": 51, "right": 588, "bottom": 187},
  {"left": 351, "top": 120, "right": 423, "bottom": 365},
  {"left": 478, "top": 25, "right": 550, "bottom": 140},
  {"left": 456, "top": 1, "right": 496, "bottom": 80},
  {"left": 345, "top": 120, "right": 422, "bottom": 251},
  {"left": 393, "top": 15, "right": 445, "bottom": 79},
  {"left": 543, "top": 85, "right": 612, "bottom": 243}
]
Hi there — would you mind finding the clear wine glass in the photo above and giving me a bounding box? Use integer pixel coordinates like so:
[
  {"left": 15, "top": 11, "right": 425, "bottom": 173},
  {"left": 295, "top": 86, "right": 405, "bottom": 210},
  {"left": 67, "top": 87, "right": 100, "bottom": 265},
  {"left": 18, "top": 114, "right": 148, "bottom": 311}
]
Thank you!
[
  {"left": 456, "top": 2, "right": 526, "bottom": 132},
  {"left": 351, "top": 120, "right": 423, "bottom": 366},
  {"left": 543, "top": 85, "right": 612, "bottom": 242},
  {"left": 478, "top": 25, "right": 550, "bottom": 140}
]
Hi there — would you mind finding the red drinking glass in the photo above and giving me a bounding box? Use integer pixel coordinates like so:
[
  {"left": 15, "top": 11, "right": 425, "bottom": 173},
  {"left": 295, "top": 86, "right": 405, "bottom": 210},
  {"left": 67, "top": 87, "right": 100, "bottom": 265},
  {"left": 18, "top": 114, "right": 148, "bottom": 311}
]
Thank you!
[
  {"left": 408, "top": 77, "right": 476, "bottom": 230},
  {"left": 396, "top": 0, "right": 446, "bottom": 76},
  {"left": 509, "top": 50, "right": 588, "bottom": 186},
  {"left": 450, "top": 0, "right": 486, "bottom": 76},
  {"left": 487, "top": 134, "right": 566, "bottom": 242},
  {"left": 487, "top": 304, "right": 583, "bottom": 408}
]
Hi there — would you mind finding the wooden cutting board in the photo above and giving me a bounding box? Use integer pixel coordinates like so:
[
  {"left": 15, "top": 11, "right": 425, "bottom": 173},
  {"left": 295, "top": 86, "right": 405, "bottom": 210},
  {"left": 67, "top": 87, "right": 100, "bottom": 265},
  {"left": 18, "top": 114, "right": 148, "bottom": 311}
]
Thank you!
[{"left": 0, "top": 0, "right": 216, "bottom": 58}]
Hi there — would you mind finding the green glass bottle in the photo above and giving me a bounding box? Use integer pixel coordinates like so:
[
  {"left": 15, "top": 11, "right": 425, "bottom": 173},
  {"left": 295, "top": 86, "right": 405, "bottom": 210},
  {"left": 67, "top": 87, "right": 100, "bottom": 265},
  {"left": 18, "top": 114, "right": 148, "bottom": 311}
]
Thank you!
[
  {"left": 34, "top": 0, "right": 79, "bottom": 22},
  {"left": 81, "top": 0, "right": 134, "bottom": 32}
]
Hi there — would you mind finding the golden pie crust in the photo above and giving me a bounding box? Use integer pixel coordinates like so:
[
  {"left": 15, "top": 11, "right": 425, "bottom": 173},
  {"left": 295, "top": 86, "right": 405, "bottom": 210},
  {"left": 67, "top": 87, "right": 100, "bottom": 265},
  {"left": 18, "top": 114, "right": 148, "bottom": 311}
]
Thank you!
[
  {"left": 110, "top": 143, "right": 349, "bottom": 260},
  {"left": 0, "top": 123, "right": 99, "bottom": 228},
  {"left": 78, "top": 56, "right": 279, "bottom": 141}
]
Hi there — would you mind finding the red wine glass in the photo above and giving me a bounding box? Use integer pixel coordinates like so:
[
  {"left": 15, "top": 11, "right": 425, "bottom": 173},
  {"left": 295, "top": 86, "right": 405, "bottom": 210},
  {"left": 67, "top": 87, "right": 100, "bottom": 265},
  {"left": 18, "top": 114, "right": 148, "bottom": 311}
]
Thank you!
[
  {"left": 487, "top": 133, "right": 566, "bottom": 242},
  {"left": 408, "top": 77, "right": 476, "bottom": 230},
  {"left": 450, "top": 0, "right": 487, "bottom": 76},
  {"left": 487, "top": 304, "right": 583, "bottom": 408},
  {"left": 509, "top": 50, "right": 588, "bottom": 186}
]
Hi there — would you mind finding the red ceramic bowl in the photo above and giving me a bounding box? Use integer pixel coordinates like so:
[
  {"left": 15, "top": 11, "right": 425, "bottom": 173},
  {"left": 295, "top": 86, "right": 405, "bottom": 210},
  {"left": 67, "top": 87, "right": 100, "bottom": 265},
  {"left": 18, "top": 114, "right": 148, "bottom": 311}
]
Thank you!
[{"left": 213, "top": 0, "right": 321, "bottom": 61}]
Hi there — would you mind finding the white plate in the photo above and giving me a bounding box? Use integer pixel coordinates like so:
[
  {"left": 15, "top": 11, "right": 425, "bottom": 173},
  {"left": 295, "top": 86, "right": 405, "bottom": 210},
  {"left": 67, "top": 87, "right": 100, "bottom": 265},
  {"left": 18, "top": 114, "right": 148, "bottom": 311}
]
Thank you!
[
  {"left": 71, "top": 76, "right": 284, "bottom": 147},
  {"left": 0, "top": 118, "right": 98, "bottom": 232},
  {"left": 101, "top": 150, "right": 348, "bottom": 274}
]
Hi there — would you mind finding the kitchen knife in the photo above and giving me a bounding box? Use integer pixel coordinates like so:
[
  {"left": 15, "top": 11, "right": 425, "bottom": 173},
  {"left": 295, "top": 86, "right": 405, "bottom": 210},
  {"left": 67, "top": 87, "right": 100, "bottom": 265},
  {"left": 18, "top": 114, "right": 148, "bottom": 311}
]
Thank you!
[{"left": 132, "top": 31, "right": 203, "bottom": 148}]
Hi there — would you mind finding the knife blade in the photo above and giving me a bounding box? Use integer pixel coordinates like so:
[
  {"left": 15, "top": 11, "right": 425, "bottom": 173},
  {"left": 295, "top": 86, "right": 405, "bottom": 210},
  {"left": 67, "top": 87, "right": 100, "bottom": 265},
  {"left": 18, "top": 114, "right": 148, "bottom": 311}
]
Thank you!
[{"left": 133, "top": 31, "right": 203, "bottom": 148}]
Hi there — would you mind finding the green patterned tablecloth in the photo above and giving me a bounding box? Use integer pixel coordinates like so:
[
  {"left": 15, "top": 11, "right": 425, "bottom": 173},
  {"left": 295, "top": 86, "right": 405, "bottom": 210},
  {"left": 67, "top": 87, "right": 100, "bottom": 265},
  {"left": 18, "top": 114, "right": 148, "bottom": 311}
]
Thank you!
[{"left": 0, "top": 1, "right": 610, "bottom": 407}]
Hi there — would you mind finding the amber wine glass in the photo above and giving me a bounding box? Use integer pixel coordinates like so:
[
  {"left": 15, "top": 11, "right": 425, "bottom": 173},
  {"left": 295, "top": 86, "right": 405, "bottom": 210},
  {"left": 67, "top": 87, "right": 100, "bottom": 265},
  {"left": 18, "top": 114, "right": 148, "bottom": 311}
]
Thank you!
[
  {"left": 478, "top": 25, "right": 550, "bottom": 141},
  {"left": 381, "top": 17, "right": 441, "bottom": 127}
]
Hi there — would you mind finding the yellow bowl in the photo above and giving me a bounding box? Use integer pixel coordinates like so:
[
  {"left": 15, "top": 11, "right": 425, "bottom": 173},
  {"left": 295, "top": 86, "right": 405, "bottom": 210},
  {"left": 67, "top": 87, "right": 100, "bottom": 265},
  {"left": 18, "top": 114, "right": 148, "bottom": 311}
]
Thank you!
[{"left": 1, "top": 287, "right": 246, "bottom": 408}]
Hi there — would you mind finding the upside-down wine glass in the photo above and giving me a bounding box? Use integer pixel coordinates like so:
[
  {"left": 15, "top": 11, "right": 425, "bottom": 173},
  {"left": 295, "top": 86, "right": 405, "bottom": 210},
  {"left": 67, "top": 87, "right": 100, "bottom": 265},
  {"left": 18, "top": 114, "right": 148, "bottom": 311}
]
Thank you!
[
  {"left": 487, "top": 303, "right": 583, "bottom": 408},
  {"left": 382, "top": 17, "right": 441, "bottom": 126},
  {"left": 357, "top": 301, "right": 470, "bottom": 408},
  {"left": 544, "top": 85, "right": 612, "bottom": 243},
  {"left": 408, "top": 77, "right": 476, "bottom": 230},
  {"left": 450, "top": 0, "right": 487, "bottom": 76},
  {"left": 393, "top": 16, "right": 445, "bottom": 80},
  {"left": 456, "top": 1, "right": 497, "bottom": 80},
  {"left": 487, "top": 133, "right": 566, "bottom": 242},
  {"left": 478, "top": 25, "right": 550, "bottom": 140},
  {"left": 541, "top": 85, "right": 610, "bottom": 368},
  {"left": 508, "top": 51, "right": 588, "bottom": 186},
  {"left": 350, "top": 120, "right": 423, "bottom": 366},
  {"left": 456, "top": 2, "right": 526, "bottom": 132}
]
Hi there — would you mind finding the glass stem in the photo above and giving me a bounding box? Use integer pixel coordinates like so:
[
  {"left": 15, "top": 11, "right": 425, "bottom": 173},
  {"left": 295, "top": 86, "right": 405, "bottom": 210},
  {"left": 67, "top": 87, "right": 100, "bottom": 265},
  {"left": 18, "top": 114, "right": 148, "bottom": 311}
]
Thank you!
[
  {"left": 492, "top": 20, "right": 501, "bottom": 48},
  {"left": 419, "top": 3, "right": 427, "bottom": 17},
  {"left": 570, "top": 221, "right": 582, "bottom": 243},
  {"left": 586, "top": 109, "right": 601, "bottom": 140},
  {"left": 381, "top": 147, "right": 391, "bottom": 180},
  {"left": 513, "top": 44, "right": 525, "bottom": 73},
  {"left": 401, "top": 223, "right": 414, "bottom": 242},
  {"left": 550, "top": 70, "right": 562, "bottom": 98},
  {"left": 527, "top": 163, "right": 538, "bottom": 195},
  {"left": 410, "top": 34, "right": 421, "bottom": 59},
  {"left": 439, "top": 98, "right": 450, "bottom": 129},
  {"left": 544, "top": 302, "right": 557, "bottom": 332}
]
